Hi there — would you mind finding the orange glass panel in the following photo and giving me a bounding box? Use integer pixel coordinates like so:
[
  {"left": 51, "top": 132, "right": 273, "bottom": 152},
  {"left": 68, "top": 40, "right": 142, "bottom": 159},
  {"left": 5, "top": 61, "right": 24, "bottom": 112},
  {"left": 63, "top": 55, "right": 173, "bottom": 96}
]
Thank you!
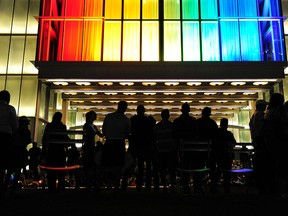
[
  {"left": 124, "top": 0, "right": 140, "bottom": 19},
  {"left": 123, "top": 21, "right": 140, "bottom": 61},
  {"left": 85, "top": 0, "right": 103, "bottom": 16},
  {"left": 103, "top": 21, "right": 121, "bottom": 61},
  {"left": 142, "top": 21, "right": 159, "bottom": 61},
  {"left": 105, "top": 0, "right": 122, "bottom": 19},
  {"left": 142, "top": 0, "right": 158, "bottom": 19},
  {"left": 82, "top": 20, "right": 103, "bottom": 61}
]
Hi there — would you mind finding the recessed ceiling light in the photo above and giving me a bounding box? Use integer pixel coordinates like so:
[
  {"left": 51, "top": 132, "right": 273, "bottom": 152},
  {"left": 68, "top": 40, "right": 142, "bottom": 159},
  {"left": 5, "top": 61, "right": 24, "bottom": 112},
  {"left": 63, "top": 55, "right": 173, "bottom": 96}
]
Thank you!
[
  {"left": 253, "top": 81, "right": 268, "bottom": 86},
  {"left": 181, "top": 100, "right": 192, "bottom": 103},
  {"left": 235, "top": 100, "right": 246, "bottom": 103},
  {"left": 127, "top": 101, "right": 138, "bottom": 103},
  {"left": 142, "top": 82, "right": 156, "bottom": 86},
  {"left": 231, "top": 82, "right": 246, "bottom": 86},
  {"left": 76, "top": 82, "right": 91, "bottom": 86},
  {"left": 163, "top": 100, "right": 174, "bottom": 103},
  {"left": 123, "top": 92, "right": 136, "bottom": 95},
  {"left": 73, "top": 101, "right": 84, "bottom": 103},
  {"left": 64, "top": 92, "right": 77, "bottom": 95},
  {"left": 210, "top": 82, "right": 224, "bottom": 86},
  {"left": 164, "top": 82, "right": 179, "bottom": 86},
  {"left": 243, "top": 92, "right": 256, "bottom": 95},
  {"left": 84, "top": 92, "right": 97, "bottom": 95},
  {"left": 204, "top": 92, "right": 217, "bottom": 95},
  {"left": 216, "top": 100, "right": 228, "bottom": 103},
  {"left": 104, "top": 92, "right": 118, "bottom": 95},
  {"left": 91, "top": 100, "right": 103, "bottom": 103},
  {"left": 109, "top": 100, "right": 119, "bottom": 103},
  {"left": 53, "top": 82, "right": 68, "bottom": 86},
  {"left": 183, "top": 92, "right": 197, "bottom": 96},
  {"left": 223, "top": 92, "right": 236, "bottom": 95},
  {"left": 163, "top": 92, "right": 176, "bottom": 95},
  {"left": 119, "top": 82, "right": 134, "bottom": 86},
  {"left": 143, "top": 92, "right": 156, "bottom": 95},
  {"left": 144, "top": 101, "right": 156, "bottom": 103},
  {"left": 199, "top": 100, "right": 211, "bottom": 103},
  {"left": 98, "top": 82, "right": 113, "bottom": 86},
  {"left": 187, "top": 82, "right": 201, "bottom": 86}
]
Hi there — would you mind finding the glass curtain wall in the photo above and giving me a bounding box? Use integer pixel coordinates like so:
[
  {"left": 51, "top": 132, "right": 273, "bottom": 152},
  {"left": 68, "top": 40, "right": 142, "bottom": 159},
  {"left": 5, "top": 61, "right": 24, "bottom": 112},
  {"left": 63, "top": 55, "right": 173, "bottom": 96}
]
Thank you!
[{"left": 37, "top": 0, "right": 286, "bottom": 62}]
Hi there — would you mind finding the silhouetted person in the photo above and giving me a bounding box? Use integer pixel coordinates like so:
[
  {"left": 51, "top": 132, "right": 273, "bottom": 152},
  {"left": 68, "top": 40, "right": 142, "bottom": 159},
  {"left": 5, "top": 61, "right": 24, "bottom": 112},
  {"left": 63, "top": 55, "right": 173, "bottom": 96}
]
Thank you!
[
  {"left": 154, "top": 109, "right": 177, "bottom": 192},
  {"left": 210, "top": 118, "right": 236, "bottom": 193},
  {"left": 66, "top": 144, "right": 81, "bottom": 189},
  {"left": 129, "top": 105, "right": 156, "bottom": 192},
  {"left": 28, "top": 142, "right": 41, "bottom": 181},
  {"left": 82, "top": 110, "right": 103, "bottom": 191},
  {"left": 0, "top": 90, "right": 18, "bottom": 197},
  {"left": 249, "top": 99, "right": 268, "bottom": 194},
  {"left": 173, "top": 103, "right": 200, "bottom": 194},
  {"left": 102, "top": 101, "right": 131, "bottom": 193},
  {"left": 12, "top": 116, "right": 32, "bottom": 190},
  {"left": 262, "top": 93, "right": 288, "bottom": 198},
  {"left": 42, "top": 112, "right": 70, "bottom": 192}
]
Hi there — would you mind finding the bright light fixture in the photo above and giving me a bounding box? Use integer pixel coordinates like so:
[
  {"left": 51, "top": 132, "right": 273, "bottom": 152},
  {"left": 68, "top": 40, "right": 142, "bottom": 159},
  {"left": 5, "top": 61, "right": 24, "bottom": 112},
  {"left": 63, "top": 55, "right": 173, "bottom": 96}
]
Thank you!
[
  {"left": 199, "top": 100, "right": 211, "bottom": 103},
  {"left": 164, "top": 82, "right": 179, "bottom": 86},
  {"left": 84, "top": 92, "right": 97, "bottom": 95},
  {"left": 204, "top": 92, "right": 216, "bottom": 95},
  {"left": 210, "top": 82, "right": 224, "bottom": 86},
  {"left": 53, "top": 81, "right": 68, "bottom": 86},
  {"left": 183, "top": 92, "right": 197, "bottom": 96},
  {"left": 163, "top": 92, "right": 176, "bottom": 95},
  {"left": 91, "top": 100, "right": 102, "bottom": 103},
  {"left": 223, "top": 92, "right": 236, "bottom": 95},
  {"left": 64, "top": 92, "right": 77, "bottom": 95},
  {"left": 76, "top": 82, "right": 91, "bottom": 86},
  {"left": 143, "top": 92, "right": 156, "bottom": 95},
  {"left": 253, "top": 81, "right": 268, "bottom": 86},
  {"left": 119, "top": 82, "right": 134, "bottom": 86},
  {"left": 104, "top": 92, "right": 118, "bottom": 95},
  {"left": 144, "top": 101, "right": 156, "bottom": 103},
  {"left": 98, "top": 82, "right": 113, "bottom": 86},
  {"left": 142, "top": 82, "right": 157, "bottom": 86},
  {"left": 231, "top": 82, "right": 246, "bottom": 86},
  {"left": 187, "top": 82, "right": 201, "bottom": 86},
  {"left": 163, "top": 100, "right": 174, "bottom": 103},
  {"left": 123, "top": 92, "right": 136, "bottom": 95}
]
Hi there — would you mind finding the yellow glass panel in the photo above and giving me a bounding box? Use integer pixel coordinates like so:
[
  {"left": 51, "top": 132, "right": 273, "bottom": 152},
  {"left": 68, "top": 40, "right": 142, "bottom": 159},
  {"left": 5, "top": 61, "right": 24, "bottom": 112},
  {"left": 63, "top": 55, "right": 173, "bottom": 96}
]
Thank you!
[
  {"left": 27, "top": 0, "right": 40, "bottom": 34},
  {"left": 24, "top": 36, "right": 38, "bottom": 74},
  {"left": 143, "top": 0, "right": 158, "bottom": 19},
  {"left": 142, "top": 21, "right": 159, "bottom": 61},
  {"left": 103, "top": 21, "right": 121, "bottom": 61},
  {"left": 0, "top": 0, "right": 13, "bottom": 33},
  {"left": 0, "top": 76, "right": 5, "bottom": 89},
  {"left": 5, "top": 76, "right": 21, "bottom": 112},
  {"left": 123, "top": 21, "right": 140, "bottom": 61},
  {"left": 105, "top": 0, "right": 122, "bottom": 19},
  {"left": 164, "top": 0, "right": 180, "bottom": 19},
  {"left": 83, "top": 20, "right": 103, "bottom": 61},
  {"left": 124, "top": 0, "right": 140, "bottom": 19},
  {"left": 0, "top": 36, "right": 9, "bottom": 74},
  {"left": 7, "top": 36, "right": 25, "bottom": 74},
  {"left": 85, "top": 0, "right": 103, "bottom": 16},
  {"left": 19, "top": 76, "right": 38, "bottom": 116},
  {"left": 12, "top": 0, "right": 28, "bottom": 33},
  {"left": 164, "top": 21, "right": 181, "bottom": 61}
]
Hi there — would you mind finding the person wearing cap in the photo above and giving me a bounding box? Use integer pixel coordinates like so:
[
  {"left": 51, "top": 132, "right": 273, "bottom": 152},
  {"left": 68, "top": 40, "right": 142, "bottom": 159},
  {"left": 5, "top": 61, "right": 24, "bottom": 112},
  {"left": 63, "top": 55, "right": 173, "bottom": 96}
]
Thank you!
[
  {"left": 249, "top": 99, "right": 268, "bottom": 194},
  {"left": 0, "top": 90, "right": 18, "bottom": 196}
]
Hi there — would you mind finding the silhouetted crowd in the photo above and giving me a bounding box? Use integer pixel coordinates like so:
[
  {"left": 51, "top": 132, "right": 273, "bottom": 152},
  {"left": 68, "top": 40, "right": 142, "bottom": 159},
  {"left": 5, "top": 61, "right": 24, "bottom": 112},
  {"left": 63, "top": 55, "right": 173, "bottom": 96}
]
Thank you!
[{"left": 1, "top": 90, "right": 288, "bottom": 200}]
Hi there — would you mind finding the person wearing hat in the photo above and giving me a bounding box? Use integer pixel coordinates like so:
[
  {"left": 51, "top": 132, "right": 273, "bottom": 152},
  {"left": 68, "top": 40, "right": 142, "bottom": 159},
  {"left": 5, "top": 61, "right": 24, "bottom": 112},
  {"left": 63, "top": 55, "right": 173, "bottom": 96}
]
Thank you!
[
  {"left": 249, "top": 99, "right": 268, "bottom": 194},
  {"left": 11, "top": 116, "right": 32, "bottom": 191}
]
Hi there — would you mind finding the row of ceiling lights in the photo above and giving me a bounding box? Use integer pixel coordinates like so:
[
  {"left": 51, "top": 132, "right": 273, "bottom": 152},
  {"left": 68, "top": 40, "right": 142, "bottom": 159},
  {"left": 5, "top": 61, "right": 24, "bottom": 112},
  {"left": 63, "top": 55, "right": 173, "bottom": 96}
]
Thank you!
[{"left": 53, "top": 81, "right": 269, "bottom": 86}]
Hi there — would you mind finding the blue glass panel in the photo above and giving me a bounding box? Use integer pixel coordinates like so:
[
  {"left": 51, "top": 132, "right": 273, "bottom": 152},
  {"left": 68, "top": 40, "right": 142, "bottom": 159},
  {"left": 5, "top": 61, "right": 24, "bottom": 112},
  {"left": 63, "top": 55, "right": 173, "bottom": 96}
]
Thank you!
[
  {"left": 239, "top": 20, "right": 261, "bottom": 60},
  {"left": 182, "top": 21, "right": 200, "bottom": 61},
  {"left": 270, "top": 0, "right": 281, "bottom": 16},
  {"left": 201, "top": 21, "right": 220, "bottom": 61},
  {"left": 200, "top": 0, "right": 218, "bottom": 19},
  {"left": 219, "top": 0, "right": 238, "bottom": 17},
  {"left": 238, "top": 0, "right": 257, "bottom": 17},
  {"left": 182, "top": 0, "right": 198, "bottom": 19},
  {"left": 220, "top": 21, "right": 241, "bottom": 61}
]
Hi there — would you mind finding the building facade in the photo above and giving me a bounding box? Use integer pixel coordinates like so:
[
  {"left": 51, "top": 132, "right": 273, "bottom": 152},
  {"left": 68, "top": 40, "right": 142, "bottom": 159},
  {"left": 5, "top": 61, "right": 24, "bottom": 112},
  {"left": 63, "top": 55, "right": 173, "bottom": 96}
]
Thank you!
[{"left": 0, "top": 0, "right": 288, "bottom": 144}]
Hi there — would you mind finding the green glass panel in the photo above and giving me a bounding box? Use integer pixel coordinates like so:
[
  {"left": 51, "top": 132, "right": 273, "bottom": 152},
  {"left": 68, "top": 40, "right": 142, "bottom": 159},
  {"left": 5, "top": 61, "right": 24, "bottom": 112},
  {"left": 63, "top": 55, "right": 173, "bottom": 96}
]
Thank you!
[{"left": 182, "top": 0, "right": 198, "bottom": 19}]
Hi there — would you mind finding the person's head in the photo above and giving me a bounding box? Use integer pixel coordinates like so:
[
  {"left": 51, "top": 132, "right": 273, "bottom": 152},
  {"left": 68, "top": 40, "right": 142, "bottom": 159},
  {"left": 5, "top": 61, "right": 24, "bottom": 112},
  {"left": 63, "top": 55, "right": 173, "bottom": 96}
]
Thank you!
[
  {"left": 255, "top": 99, "right": 268, "bottom": 111},
  {"left": 220, "top": 118, "right": 228, "bottom": 130},
  {"left": 181, "top": 103, "right": 190, "bottom": 114},
  {"left": 202, "top": 107, "right": 211, "bottom": 117},
  {"left": 18, "top": 116, "right": 30, "bottom": 127},
  {"left": 161, "top": 109, "right": 170, "bottom": 120},
  {"left": 52, "top": 112, "right": 62, "bottom": 123},
  {"left": 85, "top": 110, "right": 97, "bottom": 123},
  {"left": 117, "top": 100, "right": 128, "bottom": 114},
  {"left": 268, "top": 93, "right": 284, "bottom": 109},
  {"left": 136, "top": 105, "right": 145, "bottom": 115},
  {"left": 0, "top": 90, "right": 10, "bottom": 104}
]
